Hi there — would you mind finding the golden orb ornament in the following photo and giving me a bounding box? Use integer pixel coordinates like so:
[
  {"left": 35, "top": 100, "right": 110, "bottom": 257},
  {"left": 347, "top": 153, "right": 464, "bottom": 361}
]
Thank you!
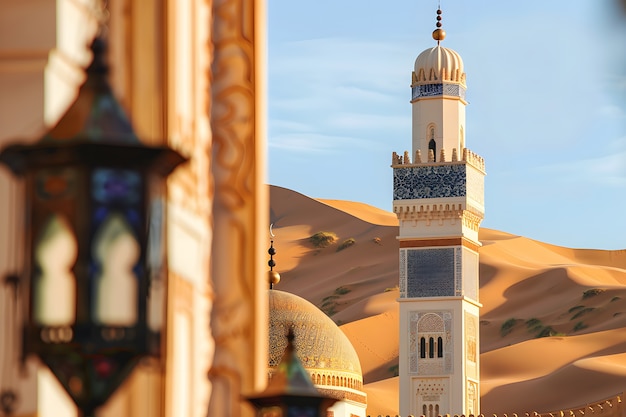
[
  {"left": 432, "top": 28, "right": 446, "bottom": 42},
  {"left": 268, "top": 270, "right": 281, "bottom": 286}
]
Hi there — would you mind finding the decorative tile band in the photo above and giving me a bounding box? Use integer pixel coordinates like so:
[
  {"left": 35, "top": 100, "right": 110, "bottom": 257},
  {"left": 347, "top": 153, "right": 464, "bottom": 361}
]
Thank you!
[{"left": 411, "top": 83, "right": 466, "bottom": 101}]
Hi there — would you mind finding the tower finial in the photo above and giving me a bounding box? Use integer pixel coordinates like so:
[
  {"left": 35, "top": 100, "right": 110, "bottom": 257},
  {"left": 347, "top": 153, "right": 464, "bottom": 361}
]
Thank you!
[
  {"left": 268, "top": 224, "right": 280, "bottom": 289},
  {"left": 432, "top": 6, "right": 446, "bottom": 45}
]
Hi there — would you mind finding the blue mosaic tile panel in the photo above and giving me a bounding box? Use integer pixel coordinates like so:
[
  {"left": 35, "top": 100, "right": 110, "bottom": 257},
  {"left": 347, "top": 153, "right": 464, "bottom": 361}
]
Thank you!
[
  {"left": 454, "top": 247, "right": 462, "bottom": 295},
  {"left": 406, "top": 248, "right": 455, "bottom": 298},
  {"left": 393, "top": 165, "right": 466, "bottom": 200},
  {"left": 400, "top": 250, "right": 407, "bottom": 298}
]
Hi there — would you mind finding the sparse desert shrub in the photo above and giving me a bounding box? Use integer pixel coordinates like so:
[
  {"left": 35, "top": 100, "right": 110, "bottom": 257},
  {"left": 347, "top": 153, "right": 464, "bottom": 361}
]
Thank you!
[
  {"left": 583, "top": 288, "right": 605, "bottom": 299},
  {"left": 388, "top": 364, "right": 399, "bottom": 377},
  {"left": 536, "top": 326, "right": 564, "bottom": 338},
  {"left": 321, "top": 295, "right": 339, "bottom": 307},
  {"left": 611, "top": 296, "right": 621, "bottom": 302},
  {"left": 573, "top": 321, "right": 588, "bottom": 332},
  {"left": 384, "top": 285, "right": 399, "bottom": 293},
  {"left": 319, "top": 287, "right": 351, "bottom": 317},
  {"left": 373, "top": 237, "right": 382, "bottom": 245},
  {"left": 337, "top": 238, "right": 356, "bottom": 252},
  {"left": 334, "top": 286, "right": 351, "bottom": 295},
  {"left": 569, "top": 305, "right": 585, "bottom": 313},
  {"left": 525, "top": 318, "right": 542, "bottom": 332},
  {"left": 500, "top": 318, "right": 518, "bottom": 337},
  {"left": 571, "top": 307, "right": 595, "bottom": 320},
  {"left": 309, "top": 231, "right": 338, "bottom": 248},
  {"left": 321, "top": 305, "right": 337, "bottom": 317}
]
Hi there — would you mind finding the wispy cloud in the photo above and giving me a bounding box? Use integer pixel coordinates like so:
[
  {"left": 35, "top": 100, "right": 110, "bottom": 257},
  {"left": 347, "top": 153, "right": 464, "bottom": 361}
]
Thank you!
[
  {"left": 596, "top": 105, "right": 626, "bottom": 119},
  {"left": 268, "top": 36, "right": 412, "bottom": 153},
  {"left": 327, "top": 112, "right": 409, "bottom": 131},
  {"left": 536, "top": 144, "right": 626, "bottom": 188},
  {"left": 270, "top": 37, "right": 408, "bottom": 93},
  {"left": 269, "top": 132, "right": 376, "bottom": 153}
]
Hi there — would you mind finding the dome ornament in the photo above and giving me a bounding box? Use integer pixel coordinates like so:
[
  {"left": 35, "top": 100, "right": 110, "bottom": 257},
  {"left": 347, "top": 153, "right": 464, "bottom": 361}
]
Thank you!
[
  {"left": 432, "top": 7, "right": 446, "bottom": 44},
  {"left": 268, "top": 224, "right": 280, "bottom": 289}
]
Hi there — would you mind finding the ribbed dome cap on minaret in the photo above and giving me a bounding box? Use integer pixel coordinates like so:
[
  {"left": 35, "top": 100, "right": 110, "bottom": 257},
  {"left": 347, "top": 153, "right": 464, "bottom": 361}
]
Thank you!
[
  {"left": 412, "top": 8, "right": 466, "bottom": 87},
  {"left": 414, "top": 46, "right": 465, "bottom": 86}
]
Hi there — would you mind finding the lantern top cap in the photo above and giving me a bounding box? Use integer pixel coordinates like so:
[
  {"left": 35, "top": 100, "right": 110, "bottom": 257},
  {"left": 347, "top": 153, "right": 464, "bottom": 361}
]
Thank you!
[
  {"left": 41, "top": 36, "right": 141, "bottom": 145},
  {"left": 246, "top": 329, "right": 337, "bottom": 409},
  {"left": 0, "top": 36, "right": 187, "bottom": 176}
]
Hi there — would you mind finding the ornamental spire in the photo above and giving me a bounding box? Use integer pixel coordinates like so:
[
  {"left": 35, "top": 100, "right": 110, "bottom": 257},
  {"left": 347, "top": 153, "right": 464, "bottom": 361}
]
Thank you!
[
  {"left": 268, "top": 224, "right": 280, "bottom": 289},
  {"left": 432, "top": 7, "right": 446, "bottom": 45}
]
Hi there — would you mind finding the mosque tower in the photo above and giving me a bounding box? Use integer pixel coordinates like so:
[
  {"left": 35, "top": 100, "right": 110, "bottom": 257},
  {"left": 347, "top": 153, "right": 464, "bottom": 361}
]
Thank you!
[{"left": 392, "top": 8, "right": 486, "bottom": 417}]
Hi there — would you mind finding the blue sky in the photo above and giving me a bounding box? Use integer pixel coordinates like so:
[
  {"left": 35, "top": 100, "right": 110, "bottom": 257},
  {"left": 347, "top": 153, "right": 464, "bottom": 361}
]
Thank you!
[{"left": 267, "top": 1, "right": 626, "bottom": 250}]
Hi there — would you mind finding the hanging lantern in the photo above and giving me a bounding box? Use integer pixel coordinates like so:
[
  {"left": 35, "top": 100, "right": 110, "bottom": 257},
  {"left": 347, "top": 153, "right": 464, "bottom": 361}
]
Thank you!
[
  {"left": 246, "top": 330, "right": 337, "bottom": 417},
  {"left": 0, "top": 37, "right": 186, "bottom": 415}
]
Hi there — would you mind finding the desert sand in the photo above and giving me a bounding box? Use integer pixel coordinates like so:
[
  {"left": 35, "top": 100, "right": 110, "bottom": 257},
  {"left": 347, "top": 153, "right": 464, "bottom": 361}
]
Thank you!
[{"left": 269, "top": 185, "right": 626, "bottom": 416}]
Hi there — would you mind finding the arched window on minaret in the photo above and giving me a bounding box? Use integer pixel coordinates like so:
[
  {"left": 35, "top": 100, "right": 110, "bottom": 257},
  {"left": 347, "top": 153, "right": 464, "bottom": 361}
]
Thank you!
[
  {"left": 423, "top": 404, "right": 428, "bottom": 417},
  {"left": 437, "top": 336, "right": 443, "bottom": 358},
  {"left": 429, "top": 337, "right": 434, "bottom": 358},
  {"left": 428, "top": 126, "right": 437, "bottom": 162},
  {"left": 420, "top": 337, "right": 426, "bottom": 358},
  {"left": 428, "top": 139, "right": 436, "bottom": 162}
]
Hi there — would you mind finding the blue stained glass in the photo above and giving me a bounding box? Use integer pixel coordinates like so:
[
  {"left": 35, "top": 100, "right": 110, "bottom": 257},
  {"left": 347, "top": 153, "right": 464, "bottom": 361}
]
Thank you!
[
  {"left": 92, "top": 169, "right": 141, "bottom": 204},
  {"left": 133, "top": 264, "right": 144, "bottom": 277},
  {"left": 125, "top": 209, "right": 141, "bottom": 228},
  {"left": 93, "top": 206, "right": 109, "bottom": 224},
  {"left": 89, "top": 260, "right": 101, "bottom": 277}
]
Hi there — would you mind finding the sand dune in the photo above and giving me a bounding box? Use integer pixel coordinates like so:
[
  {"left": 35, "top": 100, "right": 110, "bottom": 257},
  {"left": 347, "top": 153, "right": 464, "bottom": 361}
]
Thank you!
[{"left": 269, "top": 185, "right": 626, "bottom": 416}]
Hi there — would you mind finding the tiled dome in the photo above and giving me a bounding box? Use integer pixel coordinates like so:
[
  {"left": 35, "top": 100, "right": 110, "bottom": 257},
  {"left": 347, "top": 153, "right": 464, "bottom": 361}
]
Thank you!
[{"left": 268, "top": 290, "right": 365, "bottom": 404}]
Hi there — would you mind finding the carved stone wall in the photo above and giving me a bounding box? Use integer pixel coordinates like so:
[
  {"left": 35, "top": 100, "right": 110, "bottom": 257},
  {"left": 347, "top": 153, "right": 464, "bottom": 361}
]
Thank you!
[{"left": 209, "top": 0, "right": 268, "bottom": 415}]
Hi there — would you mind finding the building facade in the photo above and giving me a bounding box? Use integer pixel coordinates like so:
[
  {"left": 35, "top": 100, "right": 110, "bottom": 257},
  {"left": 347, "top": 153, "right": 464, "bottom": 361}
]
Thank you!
[{"left": 393, "top": 11, "right": 485, "bottom": 417}]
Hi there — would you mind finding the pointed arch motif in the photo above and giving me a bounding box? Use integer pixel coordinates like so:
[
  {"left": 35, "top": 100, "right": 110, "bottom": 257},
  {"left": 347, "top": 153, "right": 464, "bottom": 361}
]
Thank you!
[
  {"left": 426, "top": 123, "right": 437, "bottom": 163},
  {"left": 34, "top": 215, "right": 77, "bottom": 326},
  {"left": 92, "top": 213, "right": 140, "bottom": 326}
]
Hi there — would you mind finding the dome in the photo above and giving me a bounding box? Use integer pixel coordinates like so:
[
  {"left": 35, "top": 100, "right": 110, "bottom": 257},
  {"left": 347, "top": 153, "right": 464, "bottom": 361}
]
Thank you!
[
  {"left": 268, "top": 290, "right": 365, "bottom": 403},
  {"left": 413, "top": 45, "right": 466, "bottom": 86}
]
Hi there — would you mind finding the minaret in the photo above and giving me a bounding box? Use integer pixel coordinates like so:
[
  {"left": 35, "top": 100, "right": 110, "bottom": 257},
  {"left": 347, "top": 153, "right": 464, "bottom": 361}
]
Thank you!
[{"left": 392, "top": 8, "right": 485, "bottom": 417}]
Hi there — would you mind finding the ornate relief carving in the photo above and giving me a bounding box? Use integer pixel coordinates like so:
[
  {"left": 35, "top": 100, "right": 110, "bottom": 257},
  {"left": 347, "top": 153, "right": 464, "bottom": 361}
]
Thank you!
[
  {"left": 409, "top": 311, "right": 453, "bottom": 375},
  {"left": 208, "top": 0, "right": 266, "bottom": 415},
  {"left": 467, "top": 379, "right": 479, "bottom": 416}
]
